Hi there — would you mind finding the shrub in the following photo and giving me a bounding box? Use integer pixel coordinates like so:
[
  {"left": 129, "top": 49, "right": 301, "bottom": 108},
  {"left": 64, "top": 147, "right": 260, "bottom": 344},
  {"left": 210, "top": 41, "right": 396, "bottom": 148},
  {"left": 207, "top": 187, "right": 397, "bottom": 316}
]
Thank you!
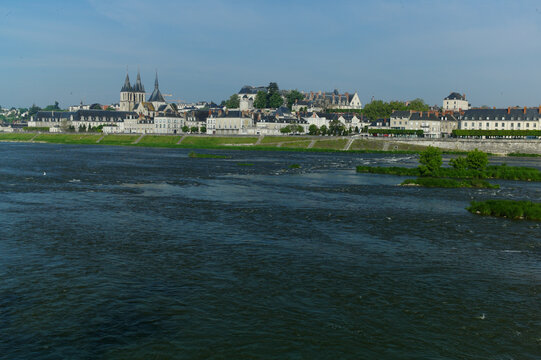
[
  {"left": 418, "top": 146, "right": 442, "bottom": 176},
  {"left": 466, "top": 148, "right": 488, "bottom": 171}
]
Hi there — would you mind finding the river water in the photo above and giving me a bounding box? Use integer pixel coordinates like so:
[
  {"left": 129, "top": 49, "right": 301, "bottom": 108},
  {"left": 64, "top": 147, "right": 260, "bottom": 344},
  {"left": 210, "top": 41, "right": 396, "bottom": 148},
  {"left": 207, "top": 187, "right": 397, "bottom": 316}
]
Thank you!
[{"left": 1, "top": 143, "right": 540, "bottom": 359}]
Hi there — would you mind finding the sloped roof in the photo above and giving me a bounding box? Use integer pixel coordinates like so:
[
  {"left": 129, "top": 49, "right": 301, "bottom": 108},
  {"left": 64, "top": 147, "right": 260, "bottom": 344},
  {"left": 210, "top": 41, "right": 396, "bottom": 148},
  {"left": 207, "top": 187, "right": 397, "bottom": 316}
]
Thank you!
[
  {"left": 121, "top": 73, "right": 132, "bottom": 92},
  {"left": 445, "top": 92, "right": 466, "bottom": 100}
]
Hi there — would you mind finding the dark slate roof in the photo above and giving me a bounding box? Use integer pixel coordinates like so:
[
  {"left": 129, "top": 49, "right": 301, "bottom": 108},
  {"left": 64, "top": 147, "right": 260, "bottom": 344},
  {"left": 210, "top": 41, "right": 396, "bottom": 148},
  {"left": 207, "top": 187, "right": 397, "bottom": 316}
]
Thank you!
[
  {"left": 148, "top": 72, "right": 165, "bottom": 102},
  {"left": 390, "top": 110, "right": 411, "bottom": 118},
  {"left": 238, "top": 85, "right": 267, "bottom": 94},
  {"left": 445, "top": 92, "right": 465, "bottom": 100},
  {"left": 121, "top": 73, "right": 132, "bottom": 92},
  {"left": 275, "top": 106, "right": 291, "bottom": 116},
  {"left": 133, "top": 71, "right": 145, "bottom": 93},
  {"left": 35, "top": 110, "right": 136, "bottom": 121},
  {"left": 410, "top": 112, "right": 442, "bottom": 121},
  {"left": 462, "top": 108, "right": 541, "bottom": 120}
]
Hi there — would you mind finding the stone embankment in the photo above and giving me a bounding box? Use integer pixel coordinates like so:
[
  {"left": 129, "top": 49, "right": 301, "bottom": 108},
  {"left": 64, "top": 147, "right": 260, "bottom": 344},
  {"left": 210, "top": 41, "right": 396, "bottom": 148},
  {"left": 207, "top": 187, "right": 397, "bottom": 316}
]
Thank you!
[{"left": 389, "top": 138, "right": 541, "bottom": 155}]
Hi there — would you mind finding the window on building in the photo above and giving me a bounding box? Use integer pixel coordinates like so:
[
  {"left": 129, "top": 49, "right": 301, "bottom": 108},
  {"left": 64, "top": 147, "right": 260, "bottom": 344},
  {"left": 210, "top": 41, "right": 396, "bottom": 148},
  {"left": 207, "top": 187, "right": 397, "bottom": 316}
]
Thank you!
[
  {"left": 501, "top": 123, "right": 505, "bottom": 127},
  {"left": 486, "top": 122, "right": 489, "bottom": 127}
]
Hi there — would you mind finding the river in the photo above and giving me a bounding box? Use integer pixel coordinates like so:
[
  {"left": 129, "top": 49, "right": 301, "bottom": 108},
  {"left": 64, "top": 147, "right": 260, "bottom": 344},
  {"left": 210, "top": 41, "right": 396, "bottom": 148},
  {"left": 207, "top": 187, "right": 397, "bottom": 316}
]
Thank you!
[{"left": 0, "top": 142, "right": 540, "bottom": 359}]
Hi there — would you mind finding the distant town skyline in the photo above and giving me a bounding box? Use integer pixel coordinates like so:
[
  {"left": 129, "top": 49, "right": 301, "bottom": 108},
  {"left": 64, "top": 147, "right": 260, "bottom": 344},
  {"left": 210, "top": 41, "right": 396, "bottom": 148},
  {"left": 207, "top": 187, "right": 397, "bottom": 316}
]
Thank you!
[{"left": 1, "top": 0, "right": 541, "bottom": 108}]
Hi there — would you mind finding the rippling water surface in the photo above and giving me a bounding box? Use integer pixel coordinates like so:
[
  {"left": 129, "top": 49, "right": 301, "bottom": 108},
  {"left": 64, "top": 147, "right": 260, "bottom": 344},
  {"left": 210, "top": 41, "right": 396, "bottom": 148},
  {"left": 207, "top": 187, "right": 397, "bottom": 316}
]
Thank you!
[{"left": 1, "top": 143, "right": 540, "bottom": 359}]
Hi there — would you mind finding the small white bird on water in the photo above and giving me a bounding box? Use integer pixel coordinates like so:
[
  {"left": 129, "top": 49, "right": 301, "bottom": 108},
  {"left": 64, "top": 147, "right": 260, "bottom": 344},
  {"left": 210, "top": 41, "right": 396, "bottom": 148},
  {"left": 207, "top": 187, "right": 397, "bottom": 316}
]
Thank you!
[{"left": 43, "top": 172, "right": 46, "bottom": 176}]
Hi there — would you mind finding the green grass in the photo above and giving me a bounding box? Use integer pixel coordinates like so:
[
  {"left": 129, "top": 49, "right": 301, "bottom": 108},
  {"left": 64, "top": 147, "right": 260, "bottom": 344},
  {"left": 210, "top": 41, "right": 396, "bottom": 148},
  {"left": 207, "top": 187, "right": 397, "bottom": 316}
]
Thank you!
[
  {"left": 99, "top": 135, "right": 139, "bottom": 145},
  {"left": 188, "top": 151, "right": 230, "bottom": 159},
  {"left": 0, "top": 133, "right": 37, "bottom": 141},
  {"left": 282, "top": 140, "right": 311, "bottom": 149},
  {"left": 312, "top": 139, "right": 348, "bottom": 150},
  {"left": 237, "top": 163, "right": 254, "bottom": 166},
  {"left": 34, "top": 134, "right": 103, "bottom": 144},
  {"left": 467, "top": 200, "right": 541, "bottom": 221},
  {"left": 136, "top": 135, "right": 181, "bottom": 147},
  {"left": 289, "top": 164, "right": 301, "bottom": 169},
  {"left": 259, "top": 136, "right": 311, "bottom": 144},
  {"left": 181, "top": 136, "right": 258, "bottom": 147},
  {"left": 357, "top": 166, "right": 420, "bottom": 176},
  {"left": 508, "top": 152, "right": 541, "bottom": 157},
  {"left": 402, "top": 177, "right": 499, "bottom": 189},
  {"left": 356, "top": 165, "right": 541, "bottom": 182}
]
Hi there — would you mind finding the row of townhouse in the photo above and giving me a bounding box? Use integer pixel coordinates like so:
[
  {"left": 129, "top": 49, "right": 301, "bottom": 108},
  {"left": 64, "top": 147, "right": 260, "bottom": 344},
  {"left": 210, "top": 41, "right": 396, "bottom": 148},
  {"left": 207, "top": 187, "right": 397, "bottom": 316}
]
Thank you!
[
  {"left": 30, "top": 108, "right": 374, "bottom": 136},
  {"left": 390, "top": 110, "right": 458, "bottom": 138},
  {"left": 29, "top": 110, "right": 138, "bottom": 129},
  {"left": 390, "top": 107, "right": 541, "bottom": 137},
  {"left": 458, "top": 107, "right": 541, "bottom": 131}
]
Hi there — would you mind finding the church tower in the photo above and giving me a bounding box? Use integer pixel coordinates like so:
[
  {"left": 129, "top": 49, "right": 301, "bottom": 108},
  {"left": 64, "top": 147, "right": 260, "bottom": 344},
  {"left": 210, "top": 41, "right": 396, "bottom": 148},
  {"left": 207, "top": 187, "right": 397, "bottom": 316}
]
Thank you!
[
  {"left": 119, "top": 71, "right": 135, "bottom": 112},
  {"left": 133, "top": 69, "right": 146, "bottom": 105}
]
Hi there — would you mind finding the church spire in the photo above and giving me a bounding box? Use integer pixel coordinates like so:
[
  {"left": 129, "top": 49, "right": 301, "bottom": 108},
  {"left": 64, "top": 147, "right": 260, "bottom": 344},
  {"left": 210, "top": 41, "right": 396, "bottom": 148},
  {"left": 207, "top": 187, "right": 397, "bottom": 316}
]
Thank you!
[
  {"left": 133, "top": 68, "right": 145, "bottom": 93},
  {"left": 121, "top": 71, "right": 132, "bottom": 92},
  {"left": 148, "top": 70, "right": 165, "bottom": 103}
]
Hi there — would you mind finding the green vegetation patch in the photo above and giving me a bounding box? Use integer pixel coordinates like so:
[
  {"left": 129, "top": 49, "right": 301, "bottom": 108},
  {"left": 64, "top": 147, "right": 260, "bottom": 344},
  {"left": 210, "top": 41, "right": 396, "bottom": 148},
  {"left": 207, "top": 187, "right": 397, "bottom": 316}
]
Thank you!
[
  {"left": 402, "top": 177, "right": 499, "bottom": 189},
  {"left": 289, "top": 164, "right": 301, "bottom": 169},
  {"left": 99, "top": 135, "right": 139, "bottom": 145},
  {"left": 188, "top": 151, "right": 230, "bottom": 159},
  {"left": 467, "top": 200, "right": 541, "bottom": 221},
  {"left": 508, "top": 152, "right": 541, "bottom": 157},
  {"left": 312, "top": 139, "right": 348, "bottom": 150},
  {"left": 23, "top": 127, "right": 49, "bottom": 131},
  {"left": 0, "top": 133, "right": 36, "bottom": 141},
  {"left": 181, "top": 136, "right": 258, "bottom": 147},
  {"left": 34, "top": 134, "right": 103, "bottom": 144},
  {"left": 356, "top": 166, "right": 420, "bottom": 176},
  {"left": 237, "top": 163, "right": 254, "bottom": 166},
  {"left": 282, "top": 140, "right": 311, "bottom": 149},
  {"left": 259, "top": 136, "right": 311, "bottom": 144},
  {"left": 136, "top": 135, "right": 181, "bottom": 147}
]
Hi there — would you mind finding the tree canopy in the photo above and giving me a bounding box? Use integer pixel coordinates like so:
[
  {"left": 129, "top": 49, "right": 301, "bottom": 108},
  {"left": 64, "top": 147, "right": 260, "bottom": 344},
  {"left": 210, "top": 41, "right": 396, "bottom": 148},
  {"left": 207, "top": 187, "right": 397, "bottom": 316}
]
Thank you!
[
  {"left": 225, "top": 94, "right": 240, "bottom": 109},
  {"left": 286, "top": 90, "right": 304, "bottom": 109},
  {"left": 362, "top": 98, "right": 430, "bottom": 121}
]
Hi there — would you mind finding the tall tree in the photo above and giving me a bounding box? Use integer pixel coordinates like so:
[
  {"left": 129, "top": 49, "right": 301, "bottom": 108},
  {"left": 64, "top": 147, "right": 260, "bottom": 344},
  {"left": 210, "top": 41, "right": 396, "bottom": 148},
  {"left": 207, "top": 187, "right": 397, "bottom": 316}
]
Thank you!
[
  {"left": 407, "top": 98, "right": 430, "bottom": 111},
  {"left": 267, "top": 82, "right": 279, "bottom": 95},
  {"left": 268, "top": 92, "right": 284, "bottom": 108},
  {"left": 254, "top": 91, "right": 267, "bottom": 109},
  {"left": 286, "top": 90, "right": 304, "bottom": 109},
  {"left": 225, "top": 94, "right": 240, "bottom": 109}
]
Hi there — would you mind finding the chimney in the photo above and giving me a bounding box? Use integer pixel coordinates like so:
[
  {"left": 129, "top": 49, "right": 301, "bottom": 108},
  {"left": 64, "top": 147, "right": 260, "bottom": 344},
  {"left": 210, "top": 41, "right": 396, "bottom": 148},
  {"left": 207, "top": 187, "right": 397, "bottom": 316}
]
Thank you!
[
  {"left": 523, "top": 106, "right": 527, "bottom": 114},
  {"left": 493, "top": 107, "right": 495, "bottom": 109},
  {"left": 462, "top": 93, "right": 466, "bottom": 100},
  {"left": 538, "top": 106, "right": 541, "bottom": 115},
  {"left": 507, "top": 107, "right": 511, "bottom": 114}
]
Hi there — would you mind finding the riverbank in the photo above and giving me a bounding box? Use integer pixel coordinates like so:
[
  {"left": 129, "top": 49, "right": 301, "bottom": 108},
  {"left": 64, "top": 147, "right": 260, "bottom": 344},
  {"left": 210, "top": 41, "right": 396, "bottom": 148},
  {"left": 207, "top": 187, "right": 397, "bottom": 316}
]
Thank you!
[
  {"left": 3, "top": 133, "right": 540, "bottom": 156},
  {"left": 0, "top": 133, "right": 434, "bottom": 154}
]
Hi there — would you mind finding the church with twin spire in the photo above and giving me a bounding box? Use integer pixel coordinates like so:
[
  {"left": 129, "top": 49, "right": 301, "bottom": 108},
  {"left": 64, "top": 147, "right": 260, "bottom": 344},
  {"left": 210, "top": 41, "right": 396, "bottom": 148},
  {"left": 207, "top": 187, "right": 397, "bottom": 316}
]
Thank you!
[{"left": 119, "top": 70, "right": 166, "bottom": 113}]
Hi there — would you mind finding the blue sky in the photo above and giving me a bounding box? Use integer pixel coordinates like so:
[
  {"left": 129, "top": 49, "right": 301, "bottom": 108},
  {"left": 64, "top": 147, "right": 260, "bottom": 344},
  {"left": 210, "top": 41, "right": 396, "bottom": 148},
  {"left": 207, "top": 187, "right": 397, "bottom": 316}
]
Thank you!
[{"left": 1, "top": 0, "right": 541, "bottom": 108}]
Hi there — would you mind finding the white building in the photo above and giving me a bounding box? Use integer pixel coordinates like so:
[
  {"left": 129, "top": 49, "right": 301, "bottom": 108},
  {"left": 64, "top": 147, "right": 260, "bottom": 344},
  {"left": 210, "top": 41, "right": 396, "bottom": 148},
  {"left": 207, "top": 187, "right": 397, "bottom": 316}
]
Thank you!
[
  {"left": 206, "top": 110, "right": 254, "bottom": 135},
  {"left": 443, "top": 92, "right": 470, "bottom": 111},
  {"left": 154, "top": 115, "right": 184, "bottom": 134}
]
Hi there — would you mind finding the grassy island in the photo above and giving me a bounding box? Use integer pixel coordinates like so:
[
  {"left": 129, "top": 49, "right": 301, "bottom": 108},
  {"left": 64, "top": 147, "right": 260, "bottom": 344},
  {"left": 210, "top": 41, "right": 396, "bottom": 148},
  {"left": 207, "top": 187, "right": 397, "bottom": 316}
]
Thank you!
[
  {"left": 401, "top": 178, "right": 499, "bottom": 189},
  {"left": 467, "top": 200, "right": 541, "bottom": 221},
  {"left": 188, "top": 151, "right": 230, "bottom": 159},
  {"left": 357, "top": 148, "right": 541, "bottom": 182}
]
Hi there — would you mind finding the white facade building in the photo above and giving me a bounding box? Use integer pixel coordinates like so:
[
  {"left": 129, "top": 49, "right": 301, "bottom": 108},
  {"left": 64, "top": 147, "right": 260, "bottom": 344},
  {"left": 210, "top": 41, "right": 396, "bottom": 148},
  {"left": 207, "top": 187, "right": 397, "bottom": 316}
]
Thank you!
[{"left": 443, "top": 92, "right": 470, "bottom": 111}]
